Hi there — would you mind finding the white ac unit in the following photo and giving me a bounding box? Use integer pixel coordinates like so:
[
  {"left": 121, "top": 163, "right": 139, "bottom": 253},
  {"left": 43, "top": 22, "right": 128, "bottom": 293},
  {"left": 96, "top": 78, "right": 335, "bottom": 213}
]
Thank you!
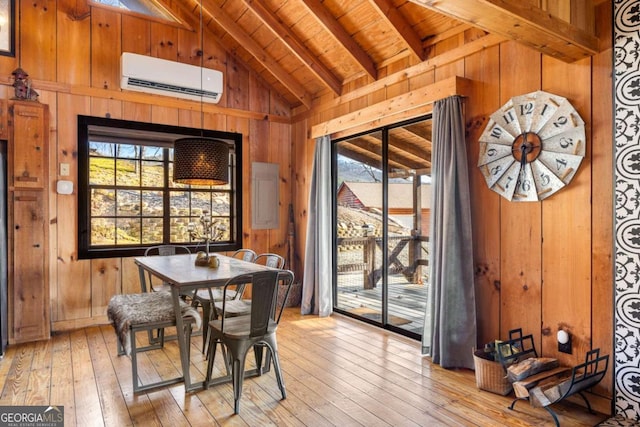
[{"left": 120, "top": 52, "right": 223, "bottom": 104}]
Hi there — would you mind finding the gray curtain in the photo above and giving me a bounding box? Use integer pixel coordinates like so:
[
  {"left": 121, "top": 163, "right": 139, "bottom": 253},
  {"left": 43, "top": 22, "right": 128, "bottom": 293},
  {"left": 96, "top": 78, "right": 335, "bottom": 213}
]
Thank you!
[
  {"left": 422, "top": 96, "right": 476, "bottom": 369},
  {"left": 301, "top": 135, "right": 333, "bottom": 316}
]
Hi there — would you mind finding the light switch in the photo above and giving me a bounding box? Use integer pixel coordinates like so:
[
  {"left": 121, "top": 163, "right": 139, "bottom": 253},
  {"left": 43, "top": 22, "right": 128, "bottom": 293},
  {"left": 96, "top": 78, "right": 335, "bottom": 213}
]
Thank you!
[{"left": 60, "top": 163, "right": 70, "bottom": 176}]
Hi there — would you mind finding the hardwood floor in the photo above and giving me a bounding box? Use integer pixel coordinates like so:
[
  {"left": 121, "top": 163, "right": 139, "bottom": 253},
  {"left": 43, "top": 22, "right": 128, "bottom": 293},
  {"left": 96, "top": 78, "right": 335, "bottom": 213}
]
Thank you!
[{"left": 0, "top": 309, "right": 609, "bottom": 426}]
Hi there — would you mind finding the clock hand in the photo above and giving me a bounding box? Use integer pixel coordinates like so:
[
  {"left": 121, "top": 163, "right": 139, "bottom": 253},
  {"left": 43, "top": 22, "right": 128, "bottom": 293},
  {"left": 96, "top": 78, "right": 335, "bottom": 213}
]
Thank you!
[{"left": 520, "top": 133, "right": 528, "bottom": 169}]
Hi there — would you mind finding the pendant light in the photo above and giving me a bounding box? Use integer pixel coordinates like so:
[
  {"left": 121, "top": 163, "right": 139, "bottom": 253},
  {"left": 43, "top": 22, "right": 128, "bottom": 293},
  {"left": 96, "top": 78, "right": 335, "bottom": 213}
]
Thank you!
[
  {"left": 172, "top": 0, "right": 229, "bottom": 186},
  {"left": 173, "top": 138, "right": 229, "bottom": 185}
]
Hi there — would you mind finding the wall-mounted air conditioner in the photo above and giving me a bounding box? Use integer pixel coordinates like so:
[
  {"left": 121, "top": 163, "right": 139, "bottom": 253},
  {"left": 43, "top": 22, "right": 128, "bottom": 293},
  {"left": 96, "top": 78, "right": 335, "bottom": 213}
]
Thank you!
[{"left": 120, "top": 52, "right": 223, "bottom": 104}]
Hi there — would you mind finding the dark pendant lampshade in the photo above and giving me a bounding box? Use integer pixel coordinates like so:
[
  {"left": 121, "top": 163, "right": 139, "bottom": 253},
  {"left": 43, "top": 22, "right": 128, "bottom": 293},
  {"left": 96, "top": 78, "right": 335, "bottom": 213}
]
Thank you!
[{"left": 173, "top": 138, "right": 229, "bottom": 185}]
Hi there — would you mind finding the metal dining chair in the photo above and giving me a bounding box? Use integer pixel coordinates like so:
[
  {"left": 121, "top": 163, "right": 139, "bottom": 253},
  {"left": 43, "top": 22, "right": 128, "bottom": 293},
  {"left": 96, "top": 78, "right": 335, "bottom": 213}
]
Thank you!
[
  {"left": 141, "top": 245, "right": 192, "bottom": 343},
  {"left": 211, "top": 252, "right": 286, "bottom": 320},
  {"left": 191, "top": 248, "right": 258, "bottom": 354},
  {"left": 142, "top": 245, "right": 191, "bottom": 293},
  {"left": 205, "top": 270, "right": 295, "bottom": 414}
]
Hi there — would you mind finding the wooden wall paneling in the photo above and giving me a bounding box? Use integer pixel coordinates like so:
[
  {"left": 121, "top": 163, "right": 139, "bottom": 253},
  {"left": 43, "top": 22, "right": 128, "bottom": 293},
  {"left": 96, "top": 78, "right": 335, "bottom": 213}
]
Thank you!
[
  {"left": 90, "top": 258, "right": 120, "bottom": 319},
  {"left": 433, "top": 36, "right": 465, "bottom": 82},
  {"left": 121, "top": 15, "right": 151, "bottom": 56},
  {"left": 227, "top": 116, "right": 256, "bottom": 252},
  {"left": 56, "top": 0, "right": 91, "bottom": 86},
  {"left": 384, "top": 58, "right": 411, "bottom": 99},
  {"left": 590, "top": 0, "right": 614, "bottom": 400},
  {"left": 292, "top": 119, "right": 311, "bottom": 280},
  {"left": 121, "top": 257, "right": 140, "bottom": 295},
  {"left": 540, "top": 55, "right": 592, "bottom": 366},
  {"left": 247, "top": 118, "right": 268, "bottom": 253},
  {"left": 151, "top": 105, "right": 179, "bottom": 126},
  {"left": 498, "top": 42, "right": 543, "bottom": 346},
  {"left": 19, "top": 0, "right": 57, "bottom": 82},
  {"left": 88, "top": 98, "right": 122, "bottom": 320},
  {"left": 227, "top": 56, "right": 250, "bottom": 110},
  {"left": 346, "top": 75, "right": 370, "bottom": 113},
  {"left": 270, "top": 121, "right": 292, "bottom": 261},
  {"left": 55, "top": 93, "right": 92, "bottom": 323},
  {"left": 90, "top": 7, "right": 122, "bottom": 91},
  {"left": 150, "top": 21, "right": 179, "bottom": 61},
  {"left": 464, "top": 44, "right": 502, "bottom": 347},
  {"left": 122, "top": 101, "right": 152, "bottom": 122},
  {"left": 177, "top": 22, "right": 200, "bottom": 67}
]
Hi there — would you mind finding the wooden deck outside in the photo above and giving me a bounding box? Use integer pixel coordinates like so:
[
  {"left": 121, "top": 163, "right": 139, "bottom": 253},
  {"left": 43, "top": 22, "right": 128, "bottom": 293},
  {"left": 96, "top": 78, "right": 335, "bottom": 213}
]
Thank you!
[{"left": 0, "top": 309, "right": 609, "bottom": 426}]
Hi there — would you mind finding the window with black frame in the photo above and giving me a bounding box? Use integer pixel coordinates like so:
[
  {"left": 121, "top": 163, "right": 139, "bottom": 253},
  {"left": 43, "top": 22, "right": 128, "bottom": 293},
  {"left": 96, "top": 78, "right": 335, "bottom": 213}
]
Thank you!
[{"left": 77, "top": 116, "right": 242, "bottom": 259}]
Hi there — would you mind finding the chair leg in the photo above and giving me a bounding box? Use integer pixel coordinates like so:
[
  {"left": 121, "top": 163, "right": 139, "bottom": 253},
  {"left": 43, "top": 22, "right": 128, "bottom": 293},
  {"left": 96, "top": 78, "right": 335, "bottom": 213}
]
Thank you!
[
  {"left": 201, "top": 302, "right": 211, "bottom": 356},
  {"left": 232, "top": 355, "right": 248, "bottom": 414},
  {"left": 266, "top": 338, "right": 286, "bottom": 400},
  {"left": 205, "top": 339, "right": 218, "bottom": 387}
]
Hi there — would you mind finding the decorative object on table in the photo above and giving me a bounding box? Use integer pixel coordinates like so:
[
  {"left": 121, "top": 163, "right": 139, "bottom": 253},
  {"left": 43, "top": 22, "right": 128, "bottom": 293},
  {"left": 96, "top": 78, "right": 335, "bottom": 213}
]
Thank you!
[
  {"left": 478, "top": 90, "right": 585, "bottom": 201},
  {"left": 11, "top": 68, "right": 39, "bottom": 101},
  {"left": 189, "top": 209, "right": 227, "bottom": 266}
]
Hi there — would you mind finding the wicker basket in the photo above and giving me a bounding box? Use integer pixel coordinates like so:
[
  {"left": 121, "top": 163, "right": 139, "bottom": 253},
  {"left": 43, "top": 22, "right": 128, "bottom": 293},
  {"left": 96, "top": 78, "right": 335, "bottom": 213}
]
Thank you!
[{"left": 473, "top": 349, "right": 513, "bottom": 395}]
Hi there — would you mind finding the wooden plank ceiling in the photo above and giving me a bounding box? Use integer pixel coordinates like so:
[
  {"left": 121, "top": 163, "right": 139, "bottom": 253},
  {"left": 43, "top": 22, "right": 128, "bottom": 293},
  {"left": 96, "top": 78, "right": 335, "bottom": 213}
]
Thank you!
[{"left": 154, "top": 0, "right": 601, "bottom": 172}]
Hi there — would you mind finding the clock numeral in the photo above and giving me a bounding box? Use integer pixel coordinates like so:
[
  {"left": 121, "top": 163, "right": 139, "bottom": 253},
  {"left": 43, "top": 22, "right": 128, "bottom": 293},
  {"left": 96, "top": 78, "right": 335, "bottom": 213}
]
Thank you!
[
  {"left": 540, "top": 172, "right": 551, "bottom": 187},
  {"left": 541, "top": 103, "right": 551, "bottom": 117},
  {"left": 519, "top": 102, "right": 534, "bottom": 116},
  {"left": 505, "top": 175, "right": 514, "bottom": 189},
  {"left": 487, "top": 148, "right": 497, "bottom": 157},
  {"left": 559, "top": 137, "right": 574, "bottom": 149},
  {"left": 490, "top": 165, "right": 502, "bottom": 176},
  {"left": 553, "top": 116, "right": 568, "bottom": 128},
  {"left": 490, "top": 126, "right": 503, "bottom": 139},
  {"left": 502, "top": 110, "right": 515, "bottom": 124},
  {"left": 518, "top": 178, "right": 531, "bottom": 192},
  {"left": 555, "top": 158, "right": 568, "bottom": 171}
]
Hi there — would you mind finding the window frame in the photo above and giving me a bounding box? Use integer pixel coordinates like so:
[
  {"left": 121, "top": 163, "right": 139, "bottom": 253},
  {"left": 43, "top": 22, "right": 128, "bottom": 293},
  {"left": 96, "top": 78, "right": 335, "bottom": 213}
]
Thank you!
[{"left": 77, "top": 115, "right": 243, "bottom": 259}]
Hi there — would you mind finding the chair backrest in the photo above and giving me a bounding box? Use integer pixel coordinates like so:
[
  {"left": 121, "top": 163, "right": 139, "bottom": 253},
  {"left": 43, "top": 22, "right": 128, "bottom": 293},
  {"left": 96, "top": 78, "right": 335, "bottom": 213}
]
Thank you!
[
  {"left": 143, "top": 245, "right": 191, "bottom": 292},
  {"left": 232, "top": 248, "right": 257, "bottom": 263},
  {"left": 273, "top": 270, "right": 295, "bottom": 324},
  {"left": 144, "top": 245, "right": 191, "bottom": 257},
  {"left": 254, "top": 253, "right": 285, "bottom": 269},
  {"left": 249, "top": 270, "right": 281, "bottom": 337}
]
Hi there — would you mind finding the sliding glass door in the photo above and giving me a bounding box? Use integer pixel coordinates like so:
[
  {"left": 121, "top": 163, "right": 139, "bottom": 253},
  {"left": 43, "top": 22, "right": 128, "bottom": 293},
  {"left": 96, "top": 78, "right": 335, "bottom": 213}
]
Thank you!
[{"left": 333, "top": 116, "right": 431, "bottom": 338}]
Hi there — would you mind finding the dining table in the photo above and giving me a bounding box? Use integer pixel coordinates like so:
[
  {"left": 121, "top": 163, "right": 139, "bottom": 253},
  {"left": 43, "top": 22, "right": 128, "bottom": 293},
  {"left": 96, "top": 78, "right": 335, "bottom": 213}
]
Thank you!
[{"left": 134, "top": 252, "right": 273, "bottom": 392}]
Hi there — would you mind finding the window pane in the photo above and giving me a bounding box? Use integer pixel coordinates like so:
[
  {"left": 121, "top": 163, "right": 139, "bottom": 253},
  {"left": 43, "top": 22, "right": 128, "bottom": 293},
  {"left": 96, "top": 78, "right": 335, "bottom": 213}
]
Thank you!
[
  {"left": 116, "top": 189, "right": 140, "bottom": 217},
  {"left": 212, "top": 192, "right": 230, "bottom": 216},
  {"left": 170, "top": 218, "right": 192, "bottom": 243},
  {"left": 170, "top": 191, "right": 190, "bottom": 216},
  {"left": 116, "top": 159, "right": 140, "bottom": 186},
  {"left": 91, "top": 188, "right": 115, "bottom": 216},
  {"left": 90, "top": 141, "right": 115, "bottom": 156},
  {"left": 191, "top": 191, "right": 212, "bottom": 214},
  {"left": 90, "top": 157, "right": 115, "bottom": 185},
  {"left": 142, "top": 218, "right": 163, "bottom": 244},
  {"left": 91, "top": 218, "right": 116, "bottom": 245},
  {"left": 116, "top": 218, "right": 140, "bottom": 245},
  {"left": 141, "top": 191, "right": 162, "bottom": 216},
  {"left": 141, "top": 160, "right": 164, "bottom": 187},
  {"left": 142, "top": 146, "right": 163, "bottom": 160},
  {"left": 116, "top": 144, "right": 139, "bottom": 159}
]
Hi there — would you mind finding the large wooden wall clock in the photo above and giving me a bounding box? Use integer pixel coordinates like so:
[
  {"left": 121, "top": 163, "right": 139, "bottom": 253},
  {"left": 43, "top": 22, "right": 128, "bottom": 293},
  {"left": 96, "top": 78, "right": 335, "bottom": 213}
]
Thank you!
[{"left": 478, "top": 90, "right": 585, "bottom": 201}]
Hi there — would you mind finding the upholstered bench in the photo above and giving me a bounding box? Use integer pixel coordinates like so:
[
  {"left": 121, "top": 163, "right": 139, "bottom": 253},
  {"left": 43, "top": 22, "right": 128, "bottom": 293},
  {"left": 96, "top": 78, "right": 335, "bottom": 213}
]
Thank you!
[{"left": 107, "top": 291, "right": 201, "bottom": 393}]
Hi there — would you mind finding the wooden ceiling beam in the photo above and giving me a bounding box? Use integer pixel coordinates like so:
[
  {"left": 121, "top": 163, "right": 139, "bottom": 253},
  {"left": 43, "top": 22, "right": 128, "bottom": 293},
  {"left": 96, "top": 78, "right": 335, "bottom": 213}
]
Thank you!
[
  {"left": 369, "top": 0, "right": 426, "bottom": 61},
  {"left": 410, "top": 0, "right": 599, "bottom": 62},
  {"left": 196, "top": 0, "right": 312, "bottom": 108},
  {"left": 242, "top": 0, "right": 343, "bottom": 95},
  {"left": 300, "top": 0, "right": 378, "bottom": 80}
]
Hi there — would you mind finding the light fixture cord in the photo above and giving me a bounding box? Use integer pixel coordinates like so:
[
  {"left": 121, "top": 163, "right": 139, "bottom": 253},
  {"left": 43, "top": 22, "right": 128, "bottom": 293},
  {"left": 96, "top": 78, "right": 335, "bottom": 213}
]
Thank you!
[{"left": 199, "top": 0, "right": 204, "bottom": 138}]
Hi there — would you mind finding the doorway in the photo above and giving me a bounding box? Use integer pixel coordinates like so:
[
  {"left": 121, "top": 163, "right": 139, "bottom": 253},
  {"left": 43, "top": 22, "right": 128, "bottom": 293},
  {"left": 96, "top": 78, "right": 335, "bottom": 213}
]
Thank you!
[{"left": 333, "top": 116, "right": 432, "bottom": 338}]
